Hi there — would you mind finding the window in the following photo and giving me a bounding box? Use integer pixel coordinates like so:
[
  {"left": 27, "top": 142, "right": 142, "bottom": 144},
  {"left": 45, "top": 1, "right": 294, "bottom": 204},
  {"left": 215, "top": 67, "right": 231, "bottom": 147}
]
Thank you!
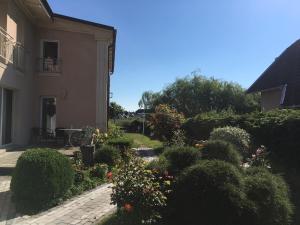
[{"left": 39, "top": 40, "right": 61, "bottom": 73}]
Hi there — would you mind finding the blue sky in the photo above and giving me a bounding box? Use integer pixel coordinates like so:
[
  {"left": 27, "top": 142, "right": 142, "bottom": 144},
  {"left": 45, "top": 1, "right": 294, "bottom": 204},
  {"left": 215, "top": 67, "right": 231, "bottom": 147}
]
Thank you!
[{"left": 48, "top": 0, "right": 300, "bottom": 111}]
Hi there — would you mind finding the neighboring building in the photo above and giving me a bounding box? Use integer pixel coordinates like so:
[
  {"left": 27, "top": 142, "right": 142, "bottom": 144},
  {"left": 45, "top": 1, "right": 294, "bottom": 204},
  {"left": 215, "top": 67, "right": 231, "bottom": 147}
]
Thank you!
[
  {"left": 0, "top": 0, "right": 116, "bottom": 146},
  {"left": 247, "top": 40, "right": 300, "bottom": 111}
]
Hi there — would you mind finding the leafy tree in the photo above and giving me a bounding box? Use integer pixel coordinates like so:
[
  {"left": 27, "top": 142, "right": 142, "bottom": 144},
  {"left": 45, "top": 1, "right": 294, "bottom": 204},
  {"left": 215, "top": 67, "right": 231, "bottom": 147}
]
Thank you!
[
  {"left": 138, "top": 91, "right": 160, "bottom": 111},
  {"left": 139, "top": 73, "right": 260, "bottom": 117},
  {"left": 109, "top": 102, "right": 125, "bottom": 119}
]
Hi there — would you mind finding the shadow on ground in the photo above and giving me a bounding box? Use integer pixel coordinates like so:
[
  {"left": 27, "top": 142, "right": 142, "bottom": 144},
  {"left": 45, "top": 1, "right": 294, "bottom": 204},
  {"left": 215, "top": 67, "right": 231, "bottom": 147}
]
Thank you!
[{"left": 0, "top": 167, "right": 14, "bottom": 176}]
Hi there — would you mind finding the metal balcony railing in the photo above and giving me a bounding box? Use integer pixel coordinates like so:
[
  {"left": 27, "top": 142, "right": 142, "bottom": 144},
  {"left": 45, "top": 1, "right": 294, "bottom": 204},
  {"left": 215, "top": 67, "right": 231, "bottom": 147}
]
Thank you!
[
  {"left": 37, "top": 58, "right": 62, "bottom": 73},
  {"left": 0, "top": 27, "right": 14, "bottom": 63},
  {"left": 0, "top": 27, "right": 25, "bottom": 71}
]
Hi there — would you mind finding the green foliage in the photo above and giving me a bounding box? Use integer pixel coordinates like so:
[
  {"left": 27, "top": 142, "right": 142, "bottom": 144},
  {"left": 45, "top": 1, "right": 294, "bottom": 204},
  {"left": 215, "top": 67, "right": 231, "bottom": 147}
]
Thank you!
[
  {"left": 90, "top": 164, "right": 108, "bottom": 179},
  {"left": 124, "top": 133, "right": 163, "bottom": 149},
  {"left": 209, "top": 126, "right": 251, "bottom": 156},
  {"left": 94, "top": 145, "right": 121, "bottom": 168},
  {"left": 140, "top": 74, "right": 260, "bottom": 117},
  {"left": 165, "top": 129, "right": 186, "bottom": 147},
  {"left": 182, "top": 110, "right": 241, "bottom": 141},
  {"left": 162, "top": 146, "right": 200, "bottom": 175},
  {"left": 108, "top": 122, "right": 124, "bottom": 139},
  {"left": 107, "top": 137, "right": 133, "bottom": 150},
  {"left": 109, "top": 102, "right": 125, "bottom": 119},
  {"left": 184, "top": 109, "right": 300, "bottom": 167},
  {"left": 146, "top": 157, "right": 169, "bottom": 175},
  {"left": 244, "top": 167, "right": 294, "bottom": 225},
  {"left": 138, "top": 91, "right": 161, "bottom": 111},
  {"left": 149, "top": 104, "right": 185, "bottom": 140},
  {"left": 111, "top": 152, "right": 167, "bottom": 224},
  {"left": 11, "top": 148, "right": 74, "bottom": 213},
  {"left": 202, "top": 140, "right": 242, "bottom": 166},
  {"left": 167, "top": 160, "right": 246, "bottom": 225}
]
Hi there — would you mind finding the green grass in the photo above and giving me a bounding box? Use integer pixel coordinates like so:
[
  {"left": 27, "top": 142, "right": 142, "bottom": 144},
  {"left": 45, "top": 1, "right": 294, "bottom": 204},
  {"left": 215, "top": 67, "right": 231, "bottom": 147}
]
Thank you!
[{"left": 124, "top": 133, "right": 163, "bottom": 149}]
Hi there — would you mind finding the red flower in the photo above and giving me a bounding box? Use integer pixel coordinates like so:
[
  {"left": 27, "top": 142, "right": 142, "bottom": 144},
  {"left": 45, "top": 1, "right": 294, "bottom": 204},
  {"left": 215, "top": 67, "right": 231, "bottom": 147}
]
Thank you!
[
  {"left": 107, "top": 172, "right": 113, "bottom": 180},
  {"left": 124, "top": 203, "right": 133, "bottom": 213}
]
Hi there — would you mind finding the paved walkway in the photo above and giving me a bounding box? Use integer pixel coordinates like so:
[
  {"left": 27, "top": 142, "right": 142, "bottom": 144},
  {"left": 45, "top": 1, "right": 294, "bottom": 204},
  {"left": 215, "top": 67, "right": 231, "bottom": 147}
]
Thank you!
[
  {"left": 14, "top": 184, "right": 115, "bottom": 225},
  {"left": 0, "top": 147, "right": 156, "bottom": 225}
]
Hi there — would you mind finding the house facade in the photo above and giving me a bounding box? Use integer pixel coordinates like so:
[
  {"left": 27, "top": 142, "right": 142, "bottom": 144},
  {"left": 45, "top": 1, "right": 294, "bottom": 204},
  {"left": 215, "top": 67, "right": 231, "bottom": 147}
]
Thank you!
[
  {"left": 247, "top": 40, "right": 300, "bottom": 111},
  {"left": 0, "top": 0, "right": 116, "bottom": 146}
]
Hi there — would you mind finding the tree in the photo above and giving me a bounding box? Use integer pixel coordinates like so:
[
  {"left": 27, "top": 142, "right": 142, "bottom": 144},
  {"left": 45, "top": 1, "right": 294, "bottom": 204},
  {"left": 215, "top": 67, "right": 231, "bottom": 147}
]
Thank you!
[
  {"left": 139, "top": 73, "right": 260, "bottom": 117},
  {"left": 109, "top": 102, "right": 125, "bottom": 119},
  {"left": 138, "top": 91, "right": 160, "bottom": 112}
]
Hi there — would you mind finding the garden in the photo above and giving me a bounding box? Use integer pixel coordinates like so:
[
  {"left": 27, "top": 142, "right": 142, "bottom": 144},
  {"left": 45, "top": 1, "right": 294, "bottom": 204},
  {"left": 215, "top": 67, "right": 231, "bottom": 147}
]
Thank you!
[
  {"left": 10, "top": 123, "right": 134, "bottom": 214},
  {"left": 98, "top": 75, "right": 299, "bottom": 225}
]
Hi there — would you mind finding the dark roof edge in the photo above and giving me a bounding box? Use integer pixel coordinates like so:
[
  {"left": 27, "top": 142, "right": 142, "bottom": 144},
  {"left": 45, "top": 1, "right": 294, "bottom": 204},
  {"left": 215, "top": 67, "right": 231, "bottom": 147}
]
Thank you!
[
  {"left": 40, "top": 0, "right": 53, "bottom": 17},
  {"left": 109, "top": 29, "right": 117, "bottom": 74},
  {"left": 247, "top": 39, "right": 300, "bottom": 94},
  {"left": 53, "top": 13, "right": 115, "bottom": 31}
]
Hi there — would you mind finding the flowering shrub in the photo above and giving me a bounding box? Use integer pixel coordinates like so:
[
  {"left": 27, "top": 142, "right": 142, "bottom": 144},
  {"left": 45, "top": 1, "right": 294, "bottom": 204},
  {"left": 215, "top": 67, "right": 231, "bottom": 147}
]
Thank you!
[
  {"left": 111, "top": 152, "right": 167, "bottom": 224},
  {"left": 165, "top": 129, "right": 186, "bottom": 147},
  {"left": 210, "top": 126, "right": 251, "bottom": 157},
  {"left": 247, "top": 145, "right": 270, "bottom": 168},
  {"left": 149, "top": 104, "right": 185, "bottom": 140}
]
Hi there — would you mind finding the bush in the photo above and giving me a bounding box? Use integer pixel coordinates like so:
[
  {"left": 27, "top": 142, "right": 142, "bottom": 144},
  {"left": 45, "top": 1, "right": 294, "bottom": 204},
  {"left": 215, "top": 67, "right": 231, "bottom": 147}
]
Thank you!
[
  {"left": 146, "top": 157, "right": 169, "bottom": 174},
  {"left": 148, "top": 104, "right": 185, "bottom": 140},
  {"left": 94, "top": 145, "right": 121, "bottom": 168},
  {"left": 244, "top": 167, "right": 294, "bottom": 225},
  {"left": 202, "top": 140, "right": 242, "bottom": 166},
  {"left": 111, "top": 152, "right": 167, "bottom": 224},
  {"left": 162, "top": 146, "right": 200, "bottom": 175},
  {"left": 107, "top": 137, "right": 133, "bottom": 150},
  {"left": 183, "top": 109, "right": 300, "bottom": 168},
  {"left": 108, "top": 122, "right": 124, "bottom": 139},
  {"left": 90, "top": 164, "right": 108, "bottom": 179},
  {"left": 167, "top": 160, "right": 247, "bottom": 225},
  {"left": 182, "top": 110, "right": 241, "bottom": 141},
  {"left": 10, "top": 148, "right": 74, "bottom": 213},
  {"left": 209, "top": 126, "right": 251, "bottom": 156}
]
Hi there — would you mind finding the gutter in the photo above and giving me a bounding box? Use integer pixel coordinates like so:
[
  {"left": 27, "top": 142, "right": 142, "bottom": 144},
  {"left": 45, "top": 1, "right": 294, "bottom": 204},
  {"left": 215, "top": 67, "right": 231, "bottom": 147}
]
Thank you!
[{"left": 39, "top": 0, "right": 53, "bottom": 18}]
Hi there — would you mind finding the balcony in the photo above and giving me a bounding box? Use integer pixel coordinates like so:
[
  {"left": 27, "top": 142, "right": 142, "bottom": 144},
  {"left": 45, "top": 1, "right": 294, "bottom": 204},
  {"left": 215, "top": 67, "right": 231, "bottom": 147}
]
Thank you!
[
  {"left": 0, "top": 27, "right": 25, "bottom": 71},
  {"left": 0, "top": 27, "right": 14, "bottom": 63},
  {"left": 37, "top": 58, "right": 62, "bottom": 74}
]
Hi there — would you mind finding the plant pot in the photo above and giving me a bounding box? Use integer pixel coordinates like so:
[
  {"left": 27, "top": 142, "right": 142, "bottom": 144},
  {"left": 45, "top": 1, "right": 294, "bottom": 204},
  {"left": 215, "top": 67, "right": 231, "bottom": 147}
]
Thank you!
[{"left": 80, "top": 145, "right": 95, "bottom": 166}]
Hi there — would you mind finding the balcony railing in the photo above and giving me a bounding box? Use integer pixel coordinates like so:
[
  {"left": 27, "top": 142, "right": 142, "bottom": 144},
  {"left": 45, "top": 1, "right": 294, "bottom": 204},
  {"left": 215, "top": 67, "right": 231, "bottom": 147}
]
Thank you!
[
  {"left": 14, "top": 43, "right": 25, "bottom": 71},
  {"left": 37, "top": 58, "right": 62, "bottom": 73},
  {"left": 0, "top": 27, "right": 25, "bottom": 71},
  {"left": 0, "top": 27, "right": 14, "bottom": 63}
]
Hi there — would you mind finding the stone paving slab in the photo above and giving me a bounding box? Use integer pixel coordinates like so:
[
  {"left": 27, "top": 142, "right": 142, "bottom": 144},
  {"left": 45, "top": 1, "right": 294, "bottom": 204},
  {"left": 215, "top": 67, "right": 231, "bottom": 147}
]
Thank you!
[{"left": 12, "top": 184, "right": 115, "bottom": 225}]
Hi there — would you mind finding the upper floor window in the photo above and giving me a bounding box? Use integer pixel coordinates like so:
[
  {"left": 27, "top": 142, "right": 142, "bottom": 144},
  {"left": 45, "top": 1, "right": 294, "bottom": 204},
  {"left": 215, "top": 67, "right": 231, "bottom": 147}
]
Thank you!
[{"left": 38, "top": 40, "right": 61, "bottom": 73}]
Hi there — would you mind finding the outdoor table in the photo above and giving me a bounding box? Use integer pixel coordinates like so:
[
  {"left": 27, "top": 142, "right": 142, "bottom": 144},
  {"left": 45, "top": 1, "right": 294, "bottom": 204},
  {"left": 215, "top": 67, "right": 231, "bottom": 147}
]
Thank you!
[{"left": 58, "top": 128, "right": 82, "bottom": 147}]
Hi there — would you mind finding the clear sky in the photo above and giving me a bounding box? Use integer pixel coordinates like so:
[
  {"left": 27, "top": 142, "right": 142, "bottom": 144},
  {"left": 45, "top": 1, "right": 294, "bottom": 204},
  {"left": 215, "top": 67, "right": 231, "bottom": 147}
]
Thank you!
[{"left": 48, "top": 0, "right": 300, "bottom": 111}]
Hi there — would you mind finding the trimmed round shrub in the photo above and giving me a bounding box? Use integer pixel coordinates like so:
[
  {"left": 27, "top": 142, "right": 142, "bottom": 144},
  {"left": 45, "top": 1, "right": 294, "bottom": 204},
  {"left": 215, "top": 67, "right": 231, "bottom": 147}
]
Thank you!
[
  {"left": 10, "top": 148, "right": 74, "bottom": 213},
  {"left": 146, "top": 156, "right": 169, "bottom": 174},
  {"left": 202, "top": 140, "right": 242, "bottom": 166},
  {"left": 162, "top": 146, "right": 201, "bottom": 175},
  {"left": 244, "top": 167, "right": 294, "bottom": 225},
  {"left": 167, "top": 160, "right": 247, "bottom": 225},
  {"left": 107, "top": 137, "right": 133, "bottom": 150},
  {"left": 94, "top": 145, "right": 120, "bottom": 167},
  {"left": 209, "top": 126, "right": 251, "bottom": 156}
]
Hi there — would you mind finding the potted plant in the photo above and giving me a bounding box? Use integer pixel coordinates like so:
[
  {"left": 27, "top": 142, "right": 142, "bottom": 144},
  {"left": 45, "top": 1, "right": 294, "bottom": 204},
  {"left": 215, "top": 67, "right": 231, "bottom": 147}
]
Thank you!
[{"left": 80, "top": 127, "right": 95, "bottom": 166}]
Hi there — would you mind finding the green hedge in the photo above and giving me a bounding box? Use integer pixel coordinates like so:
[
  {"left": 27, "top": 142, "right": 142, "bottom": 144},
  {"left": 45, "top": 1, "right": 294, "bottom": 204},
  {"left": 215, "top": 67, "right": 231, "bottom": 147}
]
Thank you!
[
  {"left": 11, "top": 148, "right": 74, "bottom": 213},
  {"left": 183, "top": 109, "right": 300, "bottom": 166}
]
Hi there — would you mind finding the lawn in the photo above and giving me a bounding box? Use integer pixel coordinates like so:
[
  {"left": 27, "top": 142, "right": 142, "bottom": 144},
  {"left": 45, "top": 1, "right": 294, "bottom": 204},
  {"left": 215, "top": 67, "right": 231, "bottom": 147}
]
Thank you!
[{"left": 124, "top": 133, "right": 163, "bottom": 149}]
